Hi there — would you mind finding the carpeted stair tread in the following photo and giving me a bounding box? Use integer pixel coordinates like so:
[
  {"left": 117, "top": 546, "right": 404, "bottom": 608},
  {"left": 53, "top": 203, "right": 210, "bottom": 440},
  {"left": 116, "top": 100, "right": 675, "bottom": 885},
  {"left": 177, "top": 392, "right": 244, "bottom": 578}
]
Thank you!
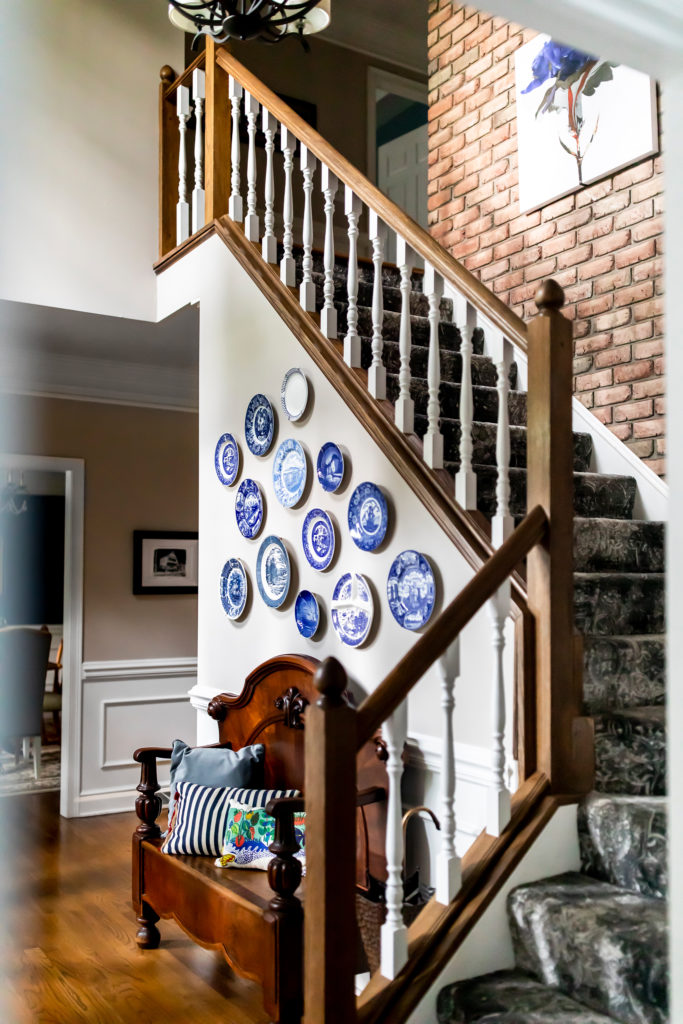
[
  {"left": 335, "top": 302, "right": 462, "bottom": 350},
  {"left": 574, "top": 573, "right": 664, "bottom": 636},
  {"left": 310, "top": 271, "right": 453, "bottom": 319},
  {"left": 582, "top": 635, "right": 665, "bottom": 711},
  {"left": 436, "top": 969, "right": 616, "bottom": 1023},
  {"left": 508, "top": 871, "right": 668, "bottom": 1024},
  {"left": 387, "top": 374, "right": 527, "bottom": 425},
  {"left": 578, "top": 793, "right": 667, "bottom": 899},
  {"left": 416, "top": 419, "right": 593, "bottom": 471},
  {"left": 574, "top": 518, "right": 665, "bottom": 573},
  {"left": 359, "top": 338, "right": 512, "bottom": 386},
  {"left": 593, "top": 706, "right": 666, "bottom": 795}
]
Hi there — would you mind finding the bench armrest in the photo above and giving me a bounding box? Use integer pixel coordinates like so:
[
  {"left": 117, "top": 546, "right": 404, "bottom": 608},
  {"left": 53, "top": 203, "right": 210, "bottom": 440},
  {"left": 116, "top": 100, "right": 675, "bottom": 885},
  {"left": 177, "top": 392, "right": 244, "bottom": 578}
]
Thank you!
[{"left": 356, "top": 785, "right": 386, "bottom": 807}]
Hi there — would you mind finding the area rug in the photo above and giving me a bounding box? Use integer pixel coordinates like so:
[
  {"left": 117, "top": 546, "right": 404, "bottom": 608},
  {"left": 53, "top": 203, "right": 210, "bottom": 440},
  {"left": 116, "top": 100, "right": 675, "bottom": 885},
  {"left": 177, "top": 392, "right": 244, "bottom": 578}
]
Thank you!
[{"left": 0, "top": 745, "right": 61, "bottom": 796}]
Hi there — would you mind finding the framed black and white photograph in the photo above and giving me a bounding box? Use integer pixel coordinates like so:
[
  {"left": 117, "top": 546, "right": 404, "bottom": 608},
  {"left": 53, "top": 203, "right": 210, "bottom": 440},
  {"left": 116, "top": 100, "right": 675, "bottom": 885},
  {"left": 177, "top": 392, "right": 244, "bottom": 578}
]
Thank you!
[{"left": 133, "top": 530, "right": 198, "bottom": 595}]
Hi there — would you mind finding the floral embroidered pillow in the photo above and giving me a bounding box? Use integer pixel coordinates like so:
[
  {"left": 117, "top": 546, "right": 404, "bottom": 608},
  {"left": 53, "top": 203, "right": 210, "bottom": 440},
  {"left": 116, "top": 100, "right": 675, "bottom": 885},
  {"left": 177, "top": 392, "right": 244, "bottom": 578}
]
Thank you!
[{"left": 215, "top": 802, "right": 306, "bottom": 871}]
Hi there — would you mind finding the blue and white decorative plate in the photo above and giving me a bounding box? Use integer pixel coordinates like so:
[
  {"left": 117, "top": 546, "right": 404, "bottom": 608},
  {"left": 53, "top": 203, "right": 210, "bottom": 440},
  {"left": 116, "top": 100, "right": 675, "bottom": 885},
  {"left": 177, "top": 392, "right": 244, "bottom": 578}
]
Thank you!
[
  {"left": 387, "top": 550, "right": 436, "bottom": 631},
  {"left": 316, "top": 442, "right": 345, "bottom": 493},
  {"left": 219, "top": 558, "right": 248, "bottom": 619},
  {"left": 348, "top": 482, "right": 388, "bottom": 551},
  {"left": 235, "top": 479, "right": 264, "bottom": 539},
  {"left": 245, "top": 394, "right": 275, "bottom": 457},
  {"left": 281, "top": 368, "right": 309, "bottom": 422},
  {"left": 295, "top": 590, "right": 319, "bottom": 638},
  {"left": 256, "top": 535, "right": 291, "bottom": 608},
  {"left": 214, "top": 433, "right": 240, "bottom": 486},
  {"left": 302, "top": 508, "right": 335, "bottom": 571},
  {"left": 273, "top": 439, "right": 307, "bottom": 508},
  {"left": 331, "top": 572, "right": 374, "bottom": 648}
]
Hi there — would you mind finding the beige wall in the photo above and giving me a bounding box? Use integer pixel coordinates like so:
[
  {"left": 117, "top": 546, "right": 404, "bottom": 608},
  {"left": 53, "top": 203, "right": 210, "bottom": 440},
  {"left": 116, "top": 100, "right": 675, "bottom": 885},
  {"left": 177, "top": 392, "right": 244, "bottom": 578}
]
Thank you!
[{"left": 0, "top": 395, "right": 198, "bottom": 662}]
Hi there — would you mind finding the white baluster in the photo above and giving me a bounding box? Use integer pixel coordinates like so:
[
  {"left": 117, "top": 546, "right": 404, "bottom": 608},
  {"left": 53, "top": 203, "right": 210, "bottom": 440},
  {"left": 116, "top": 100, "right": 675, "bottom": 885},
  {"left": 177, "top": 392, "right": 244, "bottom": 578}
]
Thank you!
[
  {"left": 423, "top": 263, "right": 444, "bottom": 469},
  {"left": 300, "top": 144, "right": 317, "bottom": 312},
  {"left": 344, "top": 187, "right": 362, "bottom": 367},
  {"left": 261, "top": 108, "right": 277, "bottom": 263},
  {"left": 320, "top": 166, "right": 338, "bottom": 338},
  {"left": 228, "top": 77, "right": 243, "bottom": 222},
  {"left": 435, "top": 638, "right": 462, "bottom": 905},
  {"left": 487, "top": 583, "right": 512, "bottom": 836},
  {"left": 489, "top": 329, "right": 514, "bottom": 547},
  {"left": 453, "top": 294, "right": 478, "bottom": 509},
  {"left": 244, "top": 91, "right": 260, "bottom": 242},
  {"left": 280, "top": 126, "right": 296, "bottom": 286},
  {"left": 395, "top": 238, "right": 415, "bottom": 433},
  {"left": 191, "top": 69, "right": 205, "bottom": 234},
  {"left": 368, "top": 212, "right": 387, "bottom": 399},
  {"left": 380, "top": 703, "right": 408, "bottom": 980},
  {"left": 176, "top": 85, "right": 190, "bottom": 245}
]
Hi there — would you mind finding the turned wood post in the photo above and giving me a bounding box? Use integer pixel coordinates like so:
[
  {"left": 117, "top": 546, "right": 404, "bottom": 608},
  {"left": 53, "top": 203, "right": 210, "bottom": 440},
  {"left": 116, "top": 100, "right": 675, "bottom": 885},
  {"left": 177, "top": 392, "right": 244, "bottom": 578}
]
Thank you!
[
  {"left": 526, "top": 280, "right": 594, "bottom": 794},
  {"left": 304, "top": 658, "right": 358, "bottom": 1024},
  {"left": 204, "top": 39, "right": 230, "bottom": 223},
  {"left": 266, "top": 797, "right": 305, "bottom": 1023},
  {"left": 159, "top": 64, "right": 178, "bottom": 259}
]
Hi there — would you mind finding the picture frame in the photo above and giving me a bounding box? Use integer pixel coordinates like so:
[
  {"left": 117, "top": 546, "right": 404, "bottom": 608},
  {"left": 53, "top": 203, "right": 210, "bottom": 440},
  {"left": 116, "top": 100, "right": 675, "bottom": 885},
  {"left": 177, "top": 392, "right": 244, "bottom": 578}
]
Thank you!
[{"left": 133, "top": 530, "right": 198, "bottom": 595}]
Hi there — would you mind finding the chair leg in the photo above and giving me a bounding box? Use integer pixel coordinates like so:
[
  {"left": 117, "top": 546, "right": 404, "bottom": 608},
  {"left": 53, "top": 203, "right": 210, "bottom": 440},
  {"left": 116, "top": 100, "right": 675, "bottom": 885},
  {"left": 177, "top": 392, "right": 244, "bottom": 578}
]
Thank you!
[
  {"left": 32, "top": 736, "right": 41, "bottom": 780},
  {"left": 22, "top": 737, "right": 30, "bottom": 760}
]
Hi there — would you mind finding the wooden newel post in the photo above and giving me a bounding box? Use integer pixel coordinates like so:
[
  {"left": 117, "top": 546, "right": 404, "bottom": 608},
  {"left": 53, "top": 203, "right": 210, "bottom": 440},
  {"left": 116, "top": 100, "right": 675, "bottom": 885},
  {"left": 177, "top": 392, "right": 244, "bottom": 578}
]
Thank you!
[
  {"left": 204, "top": 39, "right": 231, "bottom": 223},
  {"left": 159, "top": 64, "right": 178, "bottom": 259},
  {"left": 304, "top": 657, "right": 358, "bottom": 1024},
  {"left": 526, "top": 280, "right": 594, "bottom": 794}
]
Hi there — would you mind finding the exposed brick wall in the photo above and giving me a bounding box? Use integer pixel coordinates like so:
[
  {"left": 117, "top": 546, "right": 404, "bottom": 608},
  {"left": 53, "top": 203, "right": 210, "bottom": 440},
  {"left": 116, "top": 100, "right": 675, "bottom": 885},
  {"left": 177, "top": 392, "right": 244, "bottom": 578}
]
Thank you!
[{"left": 427, "top": 3, "right": 665, "bottom": 476}]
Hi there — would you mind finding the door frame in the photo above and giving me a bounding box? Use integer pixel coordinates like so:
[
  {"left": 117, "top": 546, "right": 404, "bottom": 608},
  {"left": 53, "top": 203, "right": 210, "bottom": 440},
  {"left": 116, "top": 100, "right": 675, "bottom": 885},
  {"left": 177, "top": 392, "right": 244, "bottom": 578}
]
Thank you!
[
  {"left": 0, "top": 453, "right": 84, "bottom": 817},
  {"left": 366, "top": 67, "right": 428, "bottom": 184}
]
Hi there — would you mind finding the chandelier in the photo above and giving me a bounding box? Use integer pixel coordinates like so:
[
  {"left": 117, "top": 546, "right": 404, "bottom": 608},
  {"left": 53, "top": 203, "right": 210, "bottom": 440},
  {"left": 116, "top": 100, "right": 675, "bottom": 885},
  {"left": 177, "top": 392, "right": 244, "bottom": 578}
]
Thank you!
[
  {"left": 1, "top": 471, "right": 29, "bottom": 516},
  {"left": 167, "top": 0, "right": 331, "bottom": 44}
]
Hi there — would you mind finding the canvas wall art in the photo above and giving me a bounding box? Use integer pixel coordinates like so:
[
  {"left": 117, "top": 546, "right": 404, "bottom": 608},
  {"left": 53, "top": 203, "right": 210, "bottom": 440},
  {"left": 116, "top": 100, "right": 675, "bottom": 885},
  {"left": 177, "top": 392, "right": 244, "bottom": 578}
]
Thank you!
[{"left": 514, "top": 35, "right": 658, "bottom": 213}]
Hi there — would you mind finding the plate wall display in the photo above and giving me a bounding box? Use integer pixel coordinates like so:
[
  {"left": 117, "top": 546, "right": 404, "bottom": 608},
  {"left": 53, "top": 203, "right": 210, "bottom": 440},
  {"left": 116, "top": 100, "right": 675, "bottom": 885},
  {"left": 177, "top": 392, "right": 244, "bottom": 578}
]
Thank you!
[
  {"left": 256, "top": 535, "right": 291, "bottom": 608},
  {"left": 316, "top": 442, "right": 345, "bottom": 493},
  {"left": 245, "top": 394, "right": 275, "bottom": 457},
  {"left": 219, "top": 558, "right": 248, "bottom": 619},
  {"left": 331, "top": 572, "right": 374, "bottom": 648},
  {"left": 295, "top": 590, "right": 320, "bottom": 638},
  {"left": 273, "top": 438, "right": 307, "bottom": 508},
  {"left": 348, "top": 482, "right": 388, "bottom": 551},
  {"left": 386, "top": 550, "right": 436, "bottom": 631},
  {"left": 302, "top": 508, "right": 335, "bottom": 571},
  {"left": 281, "top": 367, "right": 309, "bottom": 422},
  {"left": 235, "top": 479, "right": 264, "bottom": 539},
  {"left": 214, "top": 432, "right": 240, "bottom": 486}
]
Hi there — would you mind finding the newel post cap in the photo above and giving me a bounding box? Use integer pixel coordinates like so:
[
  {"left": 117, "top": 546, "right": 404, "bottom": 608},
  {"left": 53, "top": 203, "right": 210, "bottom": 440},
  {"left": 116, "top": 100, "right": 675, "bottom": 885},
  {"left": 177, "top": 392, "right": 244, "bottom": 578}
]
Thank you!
[
  {"left": 160, "top": 65, "right": 175, "bottom": 85},
  {"left": 314, "top": 656, "right": 348, "bottom": 707},
  {"left": 534, "top": 279, "right": 565, "bottom": 314}
]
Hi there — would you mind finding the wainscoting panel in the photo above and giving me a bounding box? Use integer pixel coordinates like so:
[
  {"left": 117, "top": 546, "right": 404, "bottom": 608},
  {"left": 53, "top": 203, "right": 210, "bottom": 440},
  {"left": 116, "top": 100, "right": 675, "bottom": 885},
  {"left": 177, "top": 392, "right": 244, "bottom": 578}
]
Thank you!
[{"left": 76, "top": 657, "right": 197, "bottom": 817}]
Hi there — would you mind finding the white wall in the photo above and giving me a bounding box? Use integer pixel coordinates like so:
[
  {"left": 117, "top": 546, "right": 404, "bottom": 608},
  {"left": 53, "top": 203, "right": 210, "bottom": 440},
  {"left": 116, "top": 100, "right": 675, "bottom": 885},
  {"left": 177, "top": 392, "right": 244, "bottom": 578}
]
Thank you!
[{"left": 0, "top": 0, "right": 183, "bottom": 321}]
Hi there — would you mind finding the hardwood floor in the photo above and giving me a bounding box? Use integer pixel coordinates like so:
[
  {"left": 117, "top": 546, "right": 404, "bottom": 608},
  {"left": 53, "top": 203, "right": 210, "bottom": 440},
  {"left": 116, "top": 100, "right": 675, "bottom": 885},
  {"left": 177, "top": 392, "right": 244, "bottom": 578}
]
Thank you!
[{"left": 0, "top": 791, "right": 270, "bottom": 1024}]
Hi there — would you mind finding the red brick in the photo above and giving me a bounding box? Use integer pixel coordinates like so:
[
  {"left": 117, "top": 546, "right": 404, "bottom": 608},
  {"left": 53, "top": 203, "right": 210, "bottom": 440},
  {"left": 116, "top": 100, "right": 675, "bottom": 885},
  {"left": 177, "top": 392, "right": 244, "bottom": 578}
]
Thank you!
[
  {"left": 557, "top": 244, "right": 592, "bottom": 269},
  {"left": 430, "top": 94, "right": 453, "bottom": 121},
  {"left": 510, "top": 246, "right": 541, "bottom": 269},
  {"left": 632, "top": 417, "right": 664, "bottom": 439},
  {"left": 594, "top": 308, "right": 632, "bottom": 331},
  {"left": 464, "top": 247, "right": 494, "bottom": 271},
  {"left": 576, "top": 179, "right": 613, "bottom": 207},
  {"left": 614, "top": 199, "right": 654, "bottom": 230},
  {"left": 655, "top": 396, "right": 665, "bottom": 415},
  {"left": 591, "top": 406, "right": 613, "bottom": 425},
  {"left": 577, "top": 295, "right": 614, "bottom": 318},
  {"left": 632, "top": 378, "right": 665, "bottom": 400},
  {"left": 428, "top": 5, "right": 455, "bottom": 32},
  {"left": 479, "top": 257, "right": 509, "bottom": 281},
  {"left": 633, "top": 337, "right": 664, "bottom": 360},
  {"left": 613, "top": 282, "right": 655, "bottom": 308},
  {"left": 577, "top": 218, "right": 615, "bottom": 244},
  {"left": 632, "top": 216, "right": 664, "bottom": 242},
  {"left": 612, "top": 160, "right": 653, "bottom": 190},
  {"left": 596, "top": 385, "right": 631, "bottom": 405},
  {"left": 525, "top": 222, "right": 556, "bottom": 246},
  {"left": 610, "top": 423, "right": 633, "bottom": 441},
  {"left": 627, "top": 439, "right": 655, "bottom": 459},
  {"left": 593, "top": 229, "right": 632, "bottom": 257},
  {"left": 576, "top": 392, "right": 594, "bottom": 410},
  {"left": 556, "top": 208, "right": 591, "bottom": 232},
  {"left": 592, "top": 193, "right": 630, "bottom": 218},
  {"left": 441, "top": 10, "right": 480, "bottom": 45},
  {"left": 541, "top": 195, "right": 576, "bottom": 221},
  {"left": 614, "top": 239, "right": 657, "bottom": 268},
  {"left": 612, "top": 322, "right": 654, "bottom": 347},
  {"left": 631, "top": 177, "right": 663, "bottom": 204},
  {"left": 594, "top": 269, "right": 631, "bottom": 295},
  {"left": 525, "top": 257, "right": 558, "bottom": 283},
  {"left": 594, "top": 346, "right": 633, "bottom": 369},
  {"left": 578, "top": 255, "right": 615, "bottom": 280},
  {"left": 576, "top": 369, "right": 613, "bottom": 392},
  {"left": 493, "top": 235, "right": 523, "bottom": 259},
  {"left": 492, "top": 269, "right": 524, "bottom": 292},
  {"left": 614, "top": 399, "right": 654, "bottom": 421},
  {"left": 633, "top": 297, "right": 664, "bottom": 322},
  {"left": 613, "top": 360, "right": 653, "bottom": 384}
]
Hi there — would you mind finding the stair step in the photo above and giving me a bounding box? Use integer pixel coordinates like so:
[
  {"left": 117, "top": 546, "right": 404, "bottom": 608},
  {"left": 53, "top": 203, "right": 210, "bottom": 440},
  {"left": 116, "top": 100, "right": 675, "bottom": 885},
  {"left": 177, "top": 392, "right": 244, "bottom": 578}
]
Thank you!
[
  {"left": 387, "top": 374, "right": 527, "bottom": 426},
  {"left": 594, "top": 706, "right": 666, "bottom": 795},
  {"left": 583, "top": 635, "right": 665, "bottom": 711},
  {"left": 508, "top": 872, "right": 668, "bottom": 1024},
  {"left": 335, "top": 302, "right": 462, "bottom": 350},
  {"left": 574, "top": 573, "right": 664, "bottom": 635},
  {"left": 419, "top": 420, "right": 593, "bottom": 472},
  {"left": 437, "top": 968, "right": 615, "bottom": 1023},
  {"left": 360, "top": 338, "right": 510, "bottom": 386},
  {"left": 579, "top": 793, "right": 667, "bottom": 899},
  {"left": 310, "top": 271, "right": 454, "bottom": 319},
  {"left": 574, "top": 518, "right": 665, "bottom": 573}
]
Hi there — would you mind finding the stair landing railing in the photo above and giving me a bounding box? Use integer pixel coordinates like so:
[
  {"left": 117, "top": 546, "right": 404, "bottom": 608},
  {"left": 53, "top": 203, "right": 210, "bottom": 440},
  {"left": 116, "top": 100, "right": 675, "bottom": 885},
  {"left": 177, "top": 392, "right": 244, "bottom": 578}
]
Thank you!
[{"left": 156, "top": 43, "right": 595, "bottom": 1024}]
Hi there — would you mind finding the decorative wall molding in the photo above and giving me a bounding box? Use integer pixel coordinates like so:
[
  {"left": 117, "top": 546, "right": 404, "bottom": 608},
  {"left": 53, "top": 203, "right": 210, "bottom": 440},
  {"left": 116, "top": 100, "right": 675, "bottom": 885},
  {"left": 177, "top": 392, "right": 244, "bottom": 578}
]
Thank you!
[
  {"left": 82, "top": 656, "right": 198, "bottom": 682},
  {"left": 406, "top": 731, "right": 496, "bottom": 788},
  {"left": 99, "top": 694, "right": 189, "bottom": 769}
]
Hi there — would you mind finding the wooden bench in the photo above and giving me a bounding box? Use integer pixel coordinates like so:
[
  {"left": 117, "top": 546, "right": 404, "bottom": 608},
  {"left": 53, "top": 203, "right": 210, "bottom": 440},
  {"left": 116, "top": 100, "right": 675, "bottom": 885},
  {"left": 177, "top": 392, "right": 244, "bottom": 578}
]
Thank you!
[{"left": 132, "top": 654, "right": 387, "bottom": 1023}]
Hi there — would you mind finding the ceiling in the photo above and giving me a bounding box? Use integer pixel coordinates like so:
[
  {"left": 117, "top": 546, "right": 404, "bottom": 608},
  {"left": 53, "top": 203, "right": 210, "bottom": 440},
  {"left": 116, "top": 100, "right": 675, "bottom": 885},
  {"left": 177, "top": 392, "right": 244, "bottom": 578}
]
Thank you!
[{"left": 324, "top": 0, "right": 427, "bottom": 72}]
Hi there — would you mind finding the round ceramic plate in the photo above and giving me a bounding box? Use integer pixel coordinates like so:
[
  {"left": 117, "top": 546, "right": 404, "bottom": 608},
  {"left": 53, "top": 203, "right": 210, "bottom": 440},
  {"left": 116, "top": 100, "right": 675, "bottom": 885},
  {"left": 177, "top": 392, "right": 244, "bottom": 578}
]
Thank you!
[
  {"left": 245, "top": 394, "right": 275, "bottom": 457},
  {"left": 214, "top": 433, "right": 240, "bottom": 486},
  {"left": 256, "top": 536, "right": 291, "bottom": 608},
  {"left": 273, "top": 438, "right": 307, "bottom": 508},
  {"left": 331, "top": 572, "right": 374, "bottom": 648},
  {"left": 348, "top": 482, "right": 388, "bottom": 551},
  {"left": 235, "top": 479, "right": 264, "bottom": 539},
  {"left": 281, "top": 368, "right": 309, "bottom": 422},
  {"left": 316, "top": 442, "right": 345, "bottom": 493},
  {"left": 386, "top": 550, "right": 436, "bottom": 631},
  {"left": 219, "top": 558, "right": 248, "bottom": 619},
  {"left": 295, "top": 590, "right": 319, "bottom": 639},
  {"left": 302, "top": 508, "right": 335, "bottom": 571}
]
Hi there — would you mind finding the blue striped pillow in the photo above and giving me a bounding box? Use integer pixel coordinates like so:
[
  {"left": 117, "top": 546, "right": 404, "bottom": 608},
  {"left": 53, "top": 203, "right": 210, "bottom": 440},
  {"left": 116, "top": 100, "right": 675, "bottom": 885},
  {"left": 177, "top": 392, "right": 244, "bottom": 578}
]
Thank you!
[{"left": 161, "top": 781, "right": 300, "bottom": 856}]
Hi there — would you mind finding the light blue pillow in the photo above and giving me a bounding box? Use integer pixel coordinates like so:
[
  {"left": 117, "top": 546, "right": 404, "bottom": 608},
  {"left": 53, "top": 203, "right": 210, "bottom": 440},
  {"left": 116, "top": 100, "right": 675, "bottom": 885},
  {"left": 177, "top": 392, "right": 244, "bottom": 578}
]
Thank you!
[{"left": 167, "top": 739, "right": 265, "bottom": 825}]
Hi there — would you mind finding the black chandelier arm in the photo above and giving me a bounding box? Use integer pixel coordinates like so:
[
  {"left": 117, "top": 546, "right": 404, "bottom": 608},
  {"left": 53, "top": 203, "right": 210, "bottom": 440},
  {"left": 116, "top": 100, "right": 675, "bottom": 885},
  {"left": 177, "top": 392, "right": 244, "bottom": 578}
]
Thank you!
[{"left": 168, "top": 0, "right": 323, "bottom": 43}]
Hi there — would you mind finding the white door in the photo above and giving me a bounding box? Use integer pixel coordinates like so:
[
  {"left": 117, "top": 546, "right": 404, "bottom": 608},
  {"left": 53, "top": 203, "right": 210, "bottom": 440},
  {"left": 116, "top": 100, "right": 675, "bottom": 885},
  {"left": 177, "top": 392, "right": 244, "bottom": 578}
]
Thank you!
[{"left": 377, "top": 123, "right": 429, "bottom": 262}]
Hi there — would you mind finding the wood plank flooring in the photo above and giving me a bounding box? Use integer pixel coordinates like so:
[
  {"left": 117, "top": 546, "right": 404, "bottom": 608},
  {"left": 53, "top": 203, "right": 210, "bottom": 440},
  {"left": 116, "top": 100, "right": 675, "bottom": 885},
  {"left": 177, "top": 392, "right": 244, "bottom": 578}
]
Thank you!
[{"left": 0, "top": 791, "right": 270, "bottom": 1024}]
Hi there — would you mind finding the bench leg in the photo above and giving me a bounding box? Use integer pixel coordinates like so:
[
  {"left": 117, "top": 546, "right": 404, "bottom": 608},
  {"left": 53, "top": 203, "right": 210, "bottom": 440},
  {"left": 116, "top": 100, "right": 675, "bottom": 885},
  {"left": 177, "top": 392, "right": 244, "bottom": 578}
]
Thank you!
[{"left": 135, "top": 901, "right": 160, "bottom": 949}]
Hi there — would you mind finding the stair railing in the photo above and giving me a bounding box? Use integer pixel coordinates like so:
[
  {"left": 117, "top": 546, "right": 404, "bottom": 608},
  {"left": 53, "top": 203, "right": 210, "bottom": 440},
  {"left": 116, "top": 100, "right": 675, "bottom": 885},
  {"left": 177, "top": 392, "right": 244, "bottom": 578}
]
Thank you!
[{"left": 156, "top": 46, "right": 594, "bottom": 1024}]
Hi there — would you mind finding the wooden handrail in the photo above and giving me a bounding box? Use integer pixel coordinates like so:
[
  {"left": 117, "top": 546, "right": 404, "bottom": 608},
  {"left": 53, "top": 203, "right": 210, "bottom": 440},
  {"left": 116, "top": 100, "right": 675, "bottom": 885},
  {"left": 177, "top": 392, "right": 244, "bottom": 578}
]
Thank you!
[
  {"left": 162, "top": 50, "right": 206, "bottom": 97},
  {"left": 215, "top": 48, "right": 528, "bottom": 356},
  {"left": 356, "top": 504, "right": 547, "bottom": 748}
]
